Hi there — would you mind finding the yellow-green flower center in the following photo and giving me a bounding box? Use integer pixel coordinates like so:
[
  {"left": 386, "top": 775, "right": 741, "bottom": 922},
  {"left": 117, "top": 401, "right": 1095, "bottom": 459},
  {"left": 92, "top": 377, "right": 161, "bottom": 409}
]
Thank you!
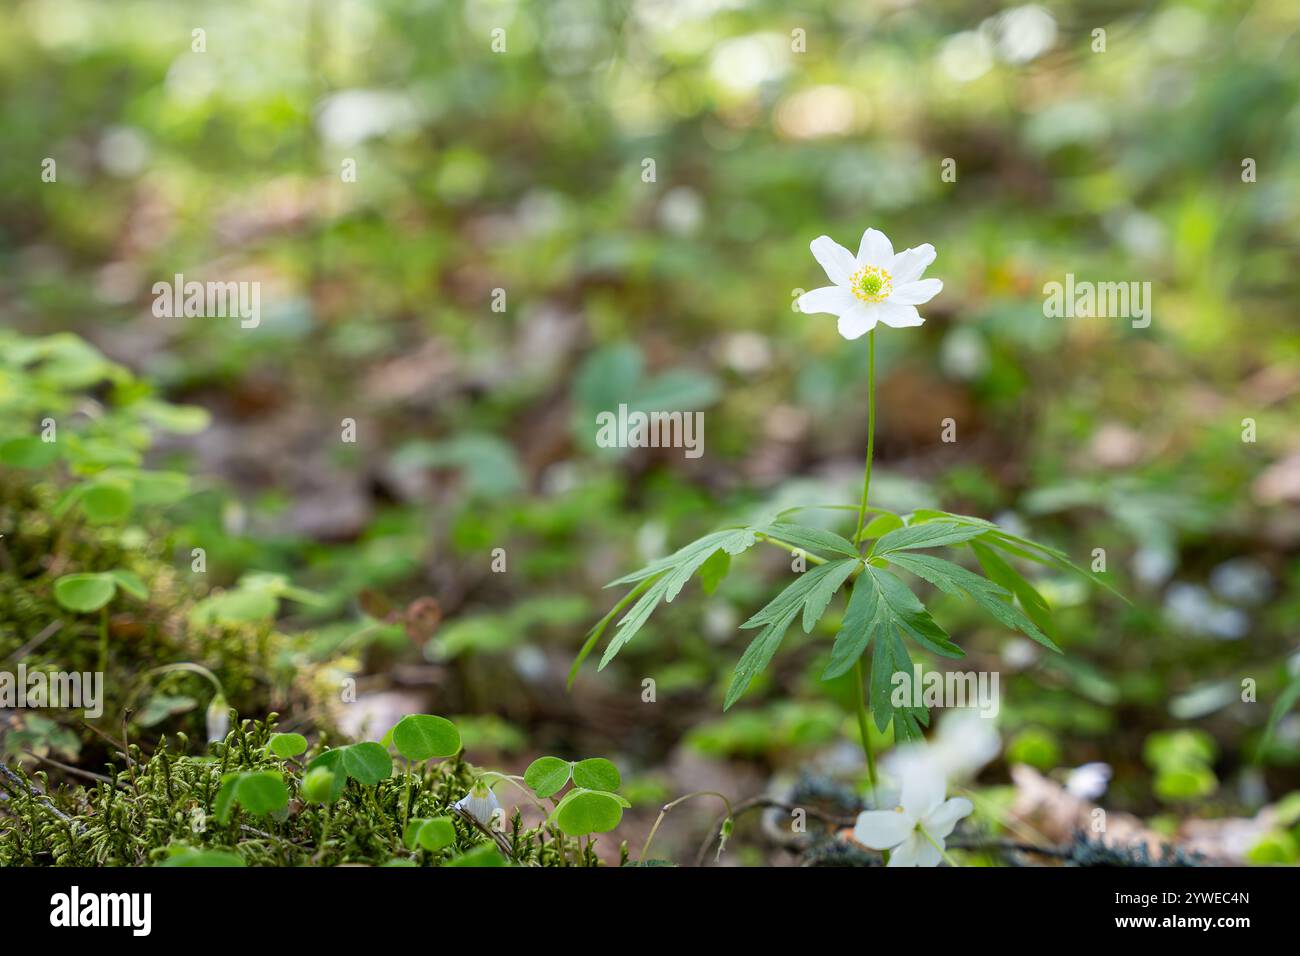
[{"left": 851, "top": 265, "right": 892, "bottom": 303}]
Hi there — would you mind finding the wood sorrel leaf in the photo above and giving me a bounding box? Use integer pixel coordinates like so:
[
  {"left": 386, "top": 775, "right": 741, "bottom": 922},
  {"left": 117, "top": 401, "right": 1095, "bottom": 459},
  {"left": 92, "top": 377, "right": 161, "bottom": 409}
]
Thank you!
[
  {"left": 391, "top": 714, "right": 461, "bottom": 761},
  {"left": 571, "top": 757, "right": 620, "bottom": 792},
  {"left": 524, "top": 756, "right": 572, "bottom": 797}
]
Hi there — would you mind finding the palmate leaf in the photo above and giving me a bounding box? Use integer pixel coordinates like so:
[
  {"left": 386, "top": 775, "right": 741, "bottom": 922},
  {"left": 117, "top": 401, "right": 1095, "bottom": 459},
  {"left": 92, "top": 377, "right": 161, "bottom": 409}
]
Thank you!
[
  {"left": 883, "top": 551, "right": 1061, "bottom": 653},
  {"left": 866, "top": 626, "right": 931, "bottom": 735},
  {"left": 723, "top": 559, "right": 861, "bottom": 709},
  {"left": 752, "top": 522, "right": 859, "bottom": 559},
  {"left": 870, "top": 522, "right": 988, "bottom": 555},
  {"left": 907, "top": 509, "right": 1126, "bottom": 601},
  {"left": 969, "top": 540, "right": 1058, "bottom": 643},
  {"left": 822, "top": 566, "right": 963, "bottom": 682}
]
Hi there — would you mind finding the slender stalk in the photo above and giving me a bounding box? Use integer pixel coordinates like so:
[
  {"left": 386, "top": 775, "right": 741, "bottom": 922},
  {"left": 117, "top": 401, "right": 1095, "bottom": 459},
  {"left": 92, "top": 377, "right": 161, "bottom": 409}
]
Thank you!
[
  {"left": 853, "top": 329, "right": 877, "bottom": 550},
  {"left": 851, "top": 658, "right": 878, "bottom": 798}
]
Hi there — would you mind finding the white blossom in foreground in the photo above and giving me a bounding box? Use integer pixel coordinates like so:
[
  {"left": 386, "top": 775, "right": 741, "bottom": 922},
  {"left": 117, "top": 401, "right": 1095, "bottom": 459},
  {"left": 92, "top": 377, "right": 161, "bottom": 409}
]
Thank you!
[
  {"left": 453, "top": 779, "right": 501, "bottom": 826},
  {"left": 853, "top": 759, "right": 973, "bottom": 867},
  {"left": 797, "top": 228, "right": 943, "bottom": 339}
]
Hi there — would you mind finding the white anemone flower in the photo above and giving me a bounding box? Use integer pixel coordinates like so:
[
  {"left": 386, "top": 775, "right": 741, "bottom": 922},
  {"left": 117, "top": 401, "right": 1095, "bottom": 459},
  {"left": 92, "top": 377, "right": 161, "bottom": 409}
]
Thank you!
[
  {"left": 453, "top": 779, "right": 501, "bottom": 826},
  {"left": 797, "top": 228, "right": 942, "bottom": 339},
  {"left": 853, "top": 760, "right": 972, "bottom": 867}
]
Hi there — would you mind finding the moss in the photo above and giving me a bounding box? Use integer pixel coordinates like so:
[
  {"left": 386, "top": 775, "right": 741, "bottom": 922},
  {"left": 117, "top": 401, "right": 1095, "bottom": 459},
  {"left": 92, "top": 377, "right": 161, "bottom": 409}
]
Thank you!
[
  {"left": 0, "top": 715, "right": 580, "bottom": 867},
  {"left": 0, "top": 470, "right": 337, "bottom": 769}
]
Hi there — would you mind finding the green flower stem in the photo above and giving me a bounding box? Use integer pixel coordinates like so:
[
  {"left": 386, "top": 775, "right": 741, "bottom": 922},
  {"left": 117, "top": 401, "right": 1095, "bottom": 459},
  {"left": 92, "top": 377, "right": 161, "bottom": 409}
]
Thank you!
[
  {"left": 853, "top": 329, "right": 877, "bottom": 549},
  {"left": 852, "top": 657, "right": 878, "bottom": 796},
  {"left": 921, "top": 827, "right": 960, "bottom": 867},
  {"left": 851, "top": 330, "right": 879, "bottom": 800},
  {"left": 639, "top": 790, "right": 733, "bottom": 864}
]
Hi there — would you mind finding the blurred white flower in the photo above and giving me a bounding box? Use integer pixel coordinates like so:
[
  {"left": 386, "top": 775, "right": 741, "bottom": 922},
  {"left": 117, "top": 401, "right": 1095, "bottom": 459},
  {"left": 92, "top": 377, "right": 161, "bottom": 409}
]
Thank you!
[
  {"left": 205, "top": 694, "right": 229, "bottom": 744},
  {"left": 797, "top": 229, "right": 942, "bottom": 339},
  {"left": 925, "top": 709, "right": 1001, "bottom": 781},
  {"left": 853, "top": 760, "right": 972, "bottom": 867},
  {"left": 454, "top": 779, "right": 501, "bottom": 826},
  {"left": 1066, "top": 762, "right": 1112, "bottom": 800}
]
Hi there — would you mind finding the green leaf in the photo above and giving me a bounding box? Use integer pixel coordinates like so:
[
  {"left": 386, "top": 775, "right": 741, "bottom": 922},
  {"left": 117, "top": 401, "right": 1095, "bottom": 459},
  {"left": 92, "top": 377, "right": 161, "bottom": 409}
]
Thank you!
[
  {"left": 800, "top": 558, "right": 859, "bottom": 633},
  {"left": 872, "top": 521, "right": 988, "bottom": 555},
  {"left": 724, "top": 602, "right": 801, "bottom": 710},
  {"left": 404, "top": 816, "right": 457, "bottom": 852},
  {"left": 233, "top": 771, "right": 290, "bottom": 816},
  {"left": 0, "top": 436, "right": 59, "bottom": 468},
  {"left": 443, "top": 845, "right": 507, "bottom": 867},
  {"left": 884, "top": 551, "right": 1061, "bottom": 652},
  {"left": 157, "top": 848, "right": 245, "bottom": 867},
  {"left": 106, "top": 569, "right": 148, "bottom": 601},
  {"left": 80, "top": 482, "right": 132, "bottom": 523},
  {"left": 301, "top": 766, "right": 340, "bottom": 803},
  {"left": 339, "top": 741, "right": 393, "bottom": 785},
  {"left": 572, "top": 757, "right": 621, "bottom": 791},
  {"left": 138, "top": 400, "right": 211, "bottom": 434},
  {"left": 416, "top": 816, "right": 457, "bottom": 851},
  {"left": 213, "top": 771, "right": 289, "bottom": 822},
  {"left": 53, "top": 573, "right": 116, "bottom": 613},
  {"left": 742, "top": 560, "right": 853, "bottom": 630},
  {"left": 189, "top": 587, "right": 278, "bottom": 627},
  {"left": 391, "top": 714, "right": 461, "bottom": 761},
  {"left": 267, "top": 733, "right": 308, "bottom": 759},
  {"left": 970, "top": 541, "right": 1057, "bottom": 642},
  {"left": 698, "top": 548, "right": 730, "bottom": 595},
  {"left": 569, "top": 577, "right": 653, "bottom": 689},
  {"left": 606, "top": 528, "right": 756, "bottom": 590},
  {"left": 552, "top": 789, "right": 624, "bottom": 836},
  {"left": 524, "top": 756, "right": 572, "bottom": 798},
  {"left": 823, "top": 566, "right": 961, "bottom": 681},
  {"left": 822, "top": 571, "right": 884, "bottom": 680},
  {"left": 598, "top": 575, "right": 670, "bottom": 669},
  {"left": 756, "top": 522, "right": 859, "bottom": 558}
]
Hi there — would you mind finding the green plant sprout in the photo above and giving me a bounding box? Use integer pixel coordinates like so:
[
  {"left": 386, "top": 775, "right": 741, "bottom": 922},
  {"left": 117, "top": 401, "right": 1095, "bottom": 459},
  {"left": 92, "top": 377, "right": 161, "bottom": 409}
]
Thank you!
[{"left": 575, "top": 228, "right": 1123, "bottom": 799}]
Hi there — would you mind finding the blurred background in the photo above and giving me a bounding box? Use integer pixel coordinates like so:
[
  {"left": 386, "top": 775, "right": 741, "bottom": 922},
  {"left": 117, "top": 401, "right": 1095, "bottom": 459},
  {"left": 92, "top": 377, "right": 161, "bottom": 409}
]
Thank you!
[{"left": 2, "top": 0, "right": 1299, "bottom": 864}]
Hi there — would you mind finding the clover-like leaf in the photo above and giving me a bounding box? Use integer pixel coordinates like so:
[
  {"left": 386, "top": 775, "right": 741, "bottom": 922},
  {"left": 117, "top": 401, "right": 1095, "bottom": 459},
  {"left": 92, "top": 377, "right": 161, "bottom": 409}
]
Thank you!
[
  {"left": 572, "top": 757, "right": 621, "bottom": 792},
  {"left": 339, "top": 741, "right": 393, "bottom": 785},
  {"left": 267, "top": 732, "right": 308, "bottom": 759},
  {"left": 53, "top": 573, "right": 116, "bottom": 613},
  {"left": 391, "top": 714, "right": 461, "bottom": 761},
  {"left": 524, "top": 756, "right": 572, "bottom": 798},
  {"left": 552, "top": 788, "right": 623, "bottom": 836}
]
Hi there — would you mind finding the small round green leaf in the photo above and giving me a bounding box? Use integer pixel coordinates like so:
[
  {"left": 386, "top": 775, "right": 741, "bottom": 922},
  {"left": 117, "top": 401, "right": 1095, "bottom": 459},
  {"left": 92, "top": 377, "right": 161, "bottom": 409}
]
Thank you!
[
  {"left": 268, "top": 733, "right": 308, "bottom": 759},
  {"left": 417, "top": 817, "right": 457, "bottom": 851},
  {"left": 80, "top": 482, "right": 132, "bottom": 523},
  {"left": 553, "top": 789, "right": 623, "bottom": 836},
  {"left": 301, "top": 765, "right": 340, "bottom": 804},
  {"left": 443, "top": 845, "right": 507, "bottom": 867},
  {"left": 158, "top": 848, "right": 245, "bottom": 867},
  {"left": 340, "top": 741, "right": 392, "bottom": 785},
  {"left": 0, "top": 436, "right": 59, "bottom": 469},
  {"left": 572, "top": 757, "right": 621, "bottom": 792},
  {"left": 524, "top": 756, "right": 572, "bottom": 798},
  {"left": 391, "top": 714, "right": 461, "bottom": 761},
  {"left": 107, "top": 569, "right": 148, "bottom": 601},
  {"left": 234, "top": 771, "right": 289, "bottom": 816},
  {"left": 53, "top": 573, "right": 116, "bottom": 613}
]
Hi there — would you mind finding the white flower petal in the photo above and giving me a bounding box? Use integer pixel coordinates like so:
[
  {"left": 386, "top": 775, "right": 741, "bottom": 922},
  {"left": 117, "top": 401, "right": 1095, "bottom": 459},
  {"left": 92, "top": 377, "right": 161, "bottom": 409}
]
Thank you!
[
  {"left": 890, "top": 244, "right": 936, "bottom": 285},
  {"left": 922, "top": 797, "right": 973, "bottom": 840},
  {"left": 853, "top": 809, "right": 915, "bottom": 849},
  {"left": 876, "top": 301, "right": 924, "bottom": 328},
  {"left": 837, "top": 304, "right": 878, "bottom": 340},
  {"left": 889, "top": 278, "right": 943, "bottom": 306},
  {"left": 810, "top": 235, "right": 857, "bottom": 286},
  {"left": 886, "top": 832, "right": 941, "bottom": 867},
  {"left": 856, "top": 228, "right": 894, "bottom": 268},
  {"left": 900, "top": 759, "right": 947, "bottom": 820},
  {"left": 797, "top": 285, "right": 855, "bottom": 316}
]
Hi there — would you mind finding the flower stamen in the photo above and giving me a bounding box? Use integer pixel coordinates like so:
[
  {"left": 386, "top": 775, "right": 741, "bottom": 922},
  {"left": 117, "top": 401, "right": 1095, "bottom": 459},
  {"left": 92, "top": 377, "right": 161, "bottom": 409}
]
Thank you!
[{"left": 851, "top": 264, "right": 893, "bottom": 303}]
